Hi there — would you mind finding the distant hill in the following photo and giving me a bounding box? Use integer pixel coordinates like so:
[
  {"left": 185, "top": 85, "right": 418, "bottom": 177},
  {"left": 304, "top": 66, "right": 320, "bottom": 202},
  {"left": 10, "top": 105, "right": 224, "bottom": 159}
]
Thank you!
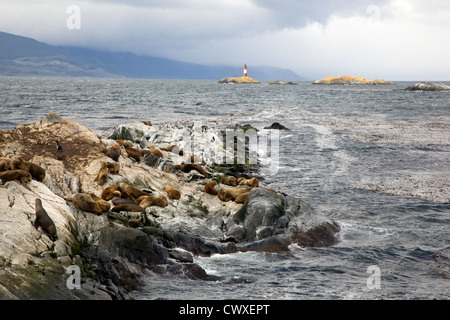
[{"left": 0, "top": 31, "right": 303, "bottom": 80}]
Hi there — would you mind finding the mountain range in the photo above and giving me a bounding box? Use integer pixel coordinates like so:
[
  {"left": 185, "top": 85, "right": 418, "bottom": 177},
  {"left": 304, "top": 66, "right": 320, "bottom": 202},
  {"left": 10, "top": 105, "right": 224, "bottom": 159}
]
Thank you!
[{"left": 0, "top": 31, "right": 303, "bottom": 80}]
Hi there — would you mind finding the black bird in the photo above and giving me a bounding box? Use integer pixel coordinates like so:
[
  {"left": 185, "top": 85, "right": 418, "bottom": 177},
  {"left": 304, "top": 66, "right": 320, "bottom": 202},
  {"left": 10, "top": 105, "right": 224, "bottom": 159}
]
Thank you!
[{"left": 55, "top": 141, "right": 63, "bottom": 152}]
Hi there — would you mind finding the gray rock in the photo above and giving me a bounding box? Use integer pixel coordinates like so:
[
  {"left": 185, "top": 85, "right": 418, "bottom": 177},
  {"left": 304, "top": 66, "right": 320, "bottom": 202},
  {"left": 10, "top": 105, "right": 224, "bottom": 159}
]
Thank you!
[{"left": 405, "top": 82, "right": 450, "bottom": 91}]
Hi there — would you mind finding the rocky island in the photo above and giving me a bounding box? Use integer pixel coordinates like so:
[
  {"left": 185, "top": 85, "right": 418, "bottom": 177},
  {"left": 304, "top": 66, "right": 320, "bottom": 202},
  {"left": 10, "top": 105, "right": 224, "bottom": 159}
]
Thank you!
[
  {"left": 0, "top": 112, "right": 340, "bottom": 299},
  {"left": 218, "top": 76, "right": 260, "bottom": 84},
  {"left": 313, "top": 75, "right": 395, "bottom": 85},
  {"left": 404, "top": 82, "right": 450, "bottom": 91}
]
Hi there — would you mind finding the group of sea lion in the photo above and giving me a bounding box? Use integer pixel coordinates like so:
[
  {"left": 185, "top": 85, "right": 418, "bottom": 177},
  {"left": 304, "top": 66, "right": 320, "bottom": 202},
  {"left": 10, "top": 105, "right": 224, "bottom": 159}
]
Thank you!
[
  {"left": 204, "top": 176, "right": 262, "bottom": 204},
  {"left": 1, "top": 153, "right": 57, "bottom": 241}
]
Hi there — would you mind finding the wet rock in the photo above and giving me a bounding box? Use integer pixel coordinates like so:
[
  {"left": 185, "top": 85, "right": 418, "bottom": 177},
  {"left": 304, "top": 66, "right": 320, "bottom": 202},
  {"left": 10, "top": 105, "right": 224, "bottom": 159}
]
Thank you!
[
  {"left": 404, "top": 82, "right": 450, "bottom": 91},
  {"left": 264, "top": 122, "right": 289, "bottom": 130}
]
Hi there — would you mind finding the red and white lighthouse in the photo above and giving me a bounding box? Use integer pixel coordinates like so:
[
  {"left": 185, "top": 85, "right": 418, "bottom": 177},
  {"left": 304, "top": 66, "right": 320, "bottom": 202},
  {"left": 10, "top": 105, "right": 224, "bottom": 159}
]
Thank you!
[{"left": 243, "top": 64, "right": 247, "bottom": 77}]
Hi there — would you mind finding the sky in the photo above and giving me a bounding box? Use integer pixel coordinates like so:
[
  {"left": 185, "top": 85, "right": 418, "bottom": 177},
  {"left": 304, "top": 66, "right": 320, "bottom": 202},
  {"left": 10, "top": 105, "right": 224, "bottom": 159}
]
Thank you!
[{"left": 0, "top": 0, "right": 449, "bottom": 80}]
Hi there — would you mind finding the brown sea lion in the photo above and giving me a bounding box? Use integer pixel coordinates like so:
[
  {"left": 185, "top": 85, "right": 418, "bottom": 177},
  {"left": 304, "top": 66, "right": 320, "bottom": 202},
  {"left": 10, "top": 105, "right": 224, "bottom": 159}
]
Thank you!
[
  {"left": 128, "top": 219, "right": 141, "bottom": 228},
  {"left": 238, "top": 177, "right": 259, "bottom": 188},
  {"left": 101, "top": 185, "right": 121, "bottom": 201},
  {"left": 102, "top": 144, "right": 121, "bottom": 162},
  {"left": 174, "top": 163, "right": 208, "bottom": 175},
  {"left": 0, "top": 169, "right": 32, "bottom": 184},
  {"left": 141, "top": 121, "right": 152, "bottom": 126},
  {"left": 11, "top": 159, "right": 46, "bottom": 182},
  {"left": 111, "top": 204, "right": 145, "bottom": 213},
  {"left": 160, "top": 145, "right": 176, "bottom": 152},
  {"left": 106, "top": 162, "right": 120, "bottom": 174},
  {"left": 149, "top": 146, "right": 163, "bottom": 158},
  {"left": 73, "top": 193, "right": 102, "bottom": 215},
  {"left": 115, "top": 140, "right": 134, "bottom": 148},
  {"left": 0, "top": 157, "right": 11, "bottom": 172},
  {"left": 164, "top": 185, "right": 181, "bottom": 200},
  {"left": 124, "top": 146, "right": 141, "bottom": 162},
  {"left": 235, "top": 191, "right": 250, "bottom": 204},
  {"left": 228, "top": 176, "right": 237, "bottom": 187},
  {"left": 137, "top": 195, "right": 168, "bottom": 209},
  {"left": 88, "top": 192, "right": 111, "bottom": 213},
  {"left": 118, "top": 182, "right": 148, "bottom": 200},
  {"left": 95, "top": 161, "right": 108, "bottom": 186},
  {"left": 34, "top": 199, "right": 58, "bottom": 241},
  {"left": 218, "top": 188, "right": 250, "bottom": 202},
  {"left": 204, "top": 181, "right": 219, "bottom": 196}
]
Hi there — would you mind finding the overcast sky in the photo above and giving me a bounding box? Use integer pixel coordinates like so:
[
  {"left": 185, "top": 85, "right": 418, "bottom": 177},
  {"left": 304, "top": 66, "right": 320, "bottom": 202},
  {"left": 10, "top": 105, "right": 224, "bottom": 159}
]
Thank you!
[{"left": 1, "top": 0, "right": 449, "bottom": 80}]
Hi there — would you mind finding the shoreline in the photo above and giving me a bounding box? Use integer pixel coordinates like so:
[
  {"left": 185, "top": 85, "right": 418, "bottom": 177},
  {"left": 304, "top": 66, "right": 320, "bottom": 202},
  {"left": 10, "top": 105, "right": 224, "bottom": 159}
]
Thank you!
[{"left": 0, "top": 112, "right": 340, "bottom": 299}]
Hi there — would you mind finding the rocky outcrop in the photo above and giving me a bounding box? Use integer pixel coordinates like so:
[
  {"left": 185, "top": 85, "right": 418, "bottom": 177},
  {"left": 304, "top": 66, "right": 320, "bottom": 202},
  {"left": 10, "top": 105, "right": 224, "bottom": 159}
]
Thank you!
[
  {"left": 404, "top": 82, "right": 450, "bottom": 91},
  {"left": 264, "top": 122, "right": 289, "bottom": 130},
  {"left": 313, "top": 76, "right": 395, "bottom": 85},
  {"left": 267, "top": 80, "right": 296, "bottom": 85},
  {"left": 219, "top": 76, "right": 260, "bottom": 84},
  {"left": 0, "top": 112, "right": 340, "bottom": 299}
]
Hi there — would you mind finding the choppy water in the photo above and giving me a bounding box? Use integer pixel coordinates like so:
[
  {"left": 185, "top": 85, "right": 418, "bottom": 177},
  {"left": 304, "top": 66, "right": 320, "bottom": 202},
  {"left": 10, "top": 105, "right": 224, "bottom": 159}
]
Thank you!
[{"left": 1, "top": 77, "right": 449, "bottom": 300}]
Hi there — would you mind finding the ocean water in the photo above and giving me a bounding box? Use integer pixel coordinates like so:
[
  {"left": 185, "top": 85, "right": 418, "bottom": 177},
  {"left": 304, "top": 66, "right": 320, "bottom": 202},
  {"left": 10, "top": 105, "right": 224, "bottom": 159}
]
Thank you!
[{"left": 1, "top": 77, "right": 449, "bottom": 300}]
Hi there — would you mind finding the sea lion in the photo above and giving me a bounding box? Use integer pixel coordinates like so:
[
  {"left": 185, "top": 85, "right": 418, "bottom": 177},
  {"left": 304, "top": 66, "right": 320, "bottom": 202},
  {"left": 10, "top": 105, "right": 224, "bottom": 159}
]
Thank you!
[
  {"left": 228, "top": 176, "right": 237, "bottom": 187},
  {"left": 160, "top": 145, "right": 176, "bottom": 152},
  {"left": 118, "top": 182, "right": 148, "bottom": 200},
  {"left": 124, "top": 146, "right": 141, "bottom": 162},
  {"left": 111, "top": 204, "right": 145, "bottom": 213},
  {"left": 149, "top": 146, "right": 163, "bottom": 158},
  {"left": 111, "top": 197, "right": 136, "bottom": 206},
  {"left": 0, "top": 169, "right": 32, "bottom": 184},
  {"left": 0, "top": 157, "right": 11, "bottom": 172},
  {"left": 218, "top": 187, "right": 250, "bottom": 202},
  {"left": 235, "top": 191, "right": 250, "bottom": 204},
  {"left": 115, "top": 140, "right": 134, "bottom": 148},
  {"left": 106, "top": 162, "right": 120, "bottom": 174},
  {"left": 174, "top": 163, "right": 208, "bottom": 175},
  {"left": 137, "top": 195, "right": 168, "bottom": 209},
  {"left": 204, "top": 181, "right": 219, "bottom": 196},
  {"left": 238, "top": 177, "right": 259, "bottom": 188},
  {"left": 34, "top": 198, "right": 58, "bottom": 241},
  {"left": 73, "top": 193, "right": 102, "bottom": 215},
  {"left": 88, "top": 192, "right": 111, "bottom": 213},
  {"left": 128, "top": 219, "right": 141, "bottom": 228},
  {"left": 164, "top": 185, "right": 181, "bottom": 200},
  {"left": 11, "top": 159, "right": 46, "bottom": 182},
  {"left": 141, "top": 121, "right": 152, "bottom": 126},
  {"left": 101, "top": 185, "right": 122, "bottom": 201},
  {"left": 102, "top": 144, "right": 121, "bottom": 162},
  {"left": 95, "top": 161, "right": 108, "bottom": 186}
]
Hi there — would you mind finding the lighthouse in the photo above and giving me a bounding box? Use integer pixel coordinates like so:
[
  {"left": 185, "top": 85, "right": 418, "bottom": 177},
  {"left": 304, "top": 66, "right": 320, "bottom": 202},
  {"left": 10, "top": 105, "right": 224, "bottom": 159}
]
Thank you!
[{"left": 243, "top": 64, "right": 247, "bottom": 77}]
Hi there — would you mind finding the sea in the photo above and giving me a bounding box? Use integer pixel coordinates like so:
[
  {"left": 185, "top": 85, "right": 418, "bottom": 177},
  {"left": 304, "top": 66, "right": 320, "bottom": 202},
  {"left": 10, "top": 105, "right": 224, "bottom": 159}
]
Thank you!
[{"left": 1, "top": 76, "right": 449, "bottom": 300}]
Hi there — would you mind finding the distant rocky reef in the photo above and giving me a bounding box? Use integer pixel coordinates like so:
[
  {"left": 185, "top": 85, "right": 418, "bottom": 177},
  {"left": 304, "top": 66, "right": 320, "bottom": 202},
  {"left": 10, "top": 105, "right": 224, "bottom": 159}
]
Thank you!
[
  {"left": 313, "top": 75, "right": 395, "bottom": 85},
  {"left": 218, "top": 76, "right": 260, "bottom": 84},
  {"left": 404, "top": 82, "right": 450, "bottom": 91}
]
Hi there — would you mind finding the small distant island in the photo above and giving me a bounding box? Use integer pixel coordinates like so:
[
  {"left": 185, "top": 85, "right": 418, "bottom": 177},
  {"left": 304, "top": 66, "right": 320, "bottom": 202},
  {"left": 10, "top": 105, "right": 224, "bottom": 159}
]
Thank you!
[
  {"left": 404, "top": 82, "right": 450, "bottom": 91},
  {"left": 218, "top": 76, "right": 260, "bottom": 84},
  {"left": 313, "top": 75, "right": 395, "bottom": 85}
]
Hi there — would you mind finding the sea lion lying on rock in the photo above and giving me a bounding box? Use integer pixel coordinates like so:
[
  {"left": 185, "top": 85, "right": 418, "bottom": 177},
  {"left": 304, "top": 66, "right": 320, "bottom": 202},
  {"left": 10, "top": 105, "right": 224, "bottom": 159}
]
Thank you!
[
  {"left": 235, "top": 191, "right": 250, "bottom": 204},
  {"left": 118, "top": 182, "right": 148, "bottom": 200},
  {"left": 101, "top": 185, "right": 121, "bottom": 201},
  {"left": 204, "top": 181, "right": 219, "bottom": 195},
  {"left": 111, "top": 197, "right": 136, "bottom": 206},
  {"left": 218, "top": 187, "right": 250, "bottom": 202},
  {"left": 174, "top": 162, "right": 208, "bottom": 175},
  {"left": 34, "top": 198, "right": 58, "bottom": 241},
  {"left": 221, "top": 176, "right": 237, "bottom": 186},
  {"left": 11, "top": 159, "right": 46, "bottom": 182},
  {"left": 136, "top": 195, "right": 168, "bottom": 209},
  {"left": 102, "top": 144, "right": 121, "bottom": 162},
  {"left": 0, "top": 169, "right": 32, "bottom": 185},
  {"left": 72, "top": 193, "right": 102, "bottom": 215},
  {"left": 89, "top": 192, "right": 111, "bottom": 213},
  {"left": 164, "top": 185, "right": 181, "bottom": 200},
  {"left": 238, "top": 177, "right": 259, "bottom": 188},
  {"left": 149, "top": 146, "right": 163, "bottom": 158}
]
